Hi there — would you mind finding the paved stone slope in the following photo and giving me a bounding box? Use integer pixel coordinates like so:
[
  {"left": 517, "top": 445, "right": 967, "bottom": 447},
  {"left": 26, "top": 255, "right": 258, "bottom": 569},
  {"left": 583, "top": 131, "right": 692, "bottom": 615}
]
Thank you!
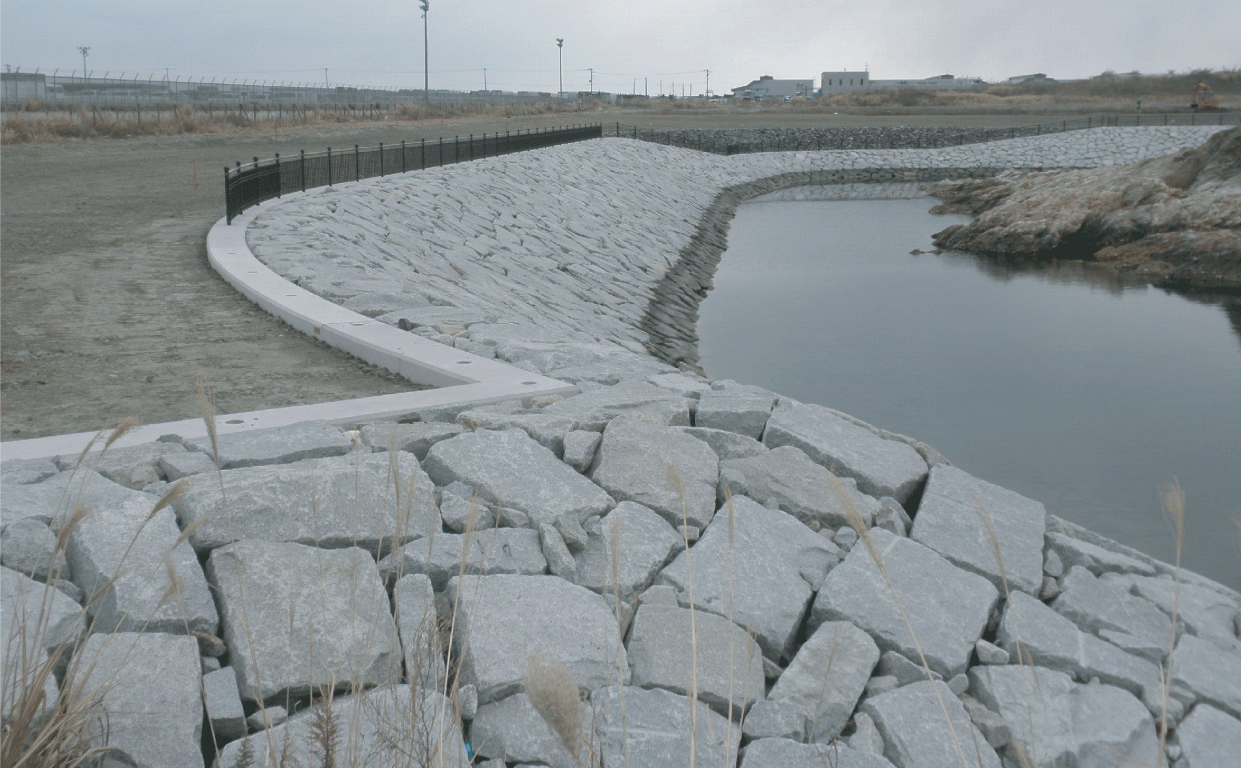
[{"left": 3, "top": 129, "right": 1237, "bottom": 767}]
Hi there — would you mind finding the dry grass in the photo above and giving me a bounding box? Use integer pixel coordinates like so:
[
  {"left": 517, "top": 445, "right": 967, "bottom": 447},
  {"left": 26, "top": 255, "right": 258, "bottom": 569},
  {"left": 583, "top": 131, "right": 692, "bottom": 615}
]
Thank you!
[{"left": 0, "top": 99, "right": 581, "bottom": 144}]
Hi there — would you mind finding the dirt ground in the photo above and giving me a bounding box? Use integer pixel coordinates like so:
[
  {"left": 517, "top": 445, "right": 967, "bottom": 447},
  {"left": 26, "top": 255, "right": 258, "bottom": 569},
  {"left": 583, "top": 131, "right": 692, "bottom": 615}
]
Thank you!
[{"left": 0, "top": 106, "right": 1143, "bottom": 442}]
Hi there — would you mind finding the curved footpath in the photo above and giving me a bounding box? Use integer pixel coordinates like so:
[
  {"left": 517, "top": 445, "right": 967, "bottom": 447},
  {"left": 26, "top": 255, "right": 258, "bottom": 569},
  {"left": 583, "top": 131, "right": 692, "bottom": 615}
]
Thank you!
[{"left": 3, "top": 127, "right": 1240, "bottom": 768}]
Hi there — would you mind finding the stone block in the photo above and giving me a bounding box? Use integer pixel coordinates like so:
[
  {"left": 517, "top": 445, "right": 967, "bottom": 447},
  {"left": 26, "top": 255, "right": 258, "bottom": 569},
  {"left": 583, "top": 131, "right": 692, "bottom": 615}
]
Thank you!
[
  {"left": 445, "top": 574, "right": 626, "bottom": 704},
  {"left": 203, "top": 666, "right": 247, "bottom": 743},
  {"left": 1, "top": 518, "right": 66, "bottom": 582},
  {"left": 763, "top": 401, "right": 927, "bottom": 504},
  {"left": 658, "top": 496, "right": 837, "bottom": 660},
  {"left": 694, "top": 390, "right": 775, "bottom": 439},
  {"left": 1177, "top": 703, "right": 1241, "bottom": 768},
  {"left": 539, "top": 523, "right": 578, "bottom": 581},
  {"left": 574, "top": 501, "right": 684, "bottom": 601},
  {"left": 1052, "top": 566, "right": 1172, "bottom": 659},
  {"left": 861, "top": 680, "right": 1001, "bottom": 768},
  {"left": 158, "top": 450, "right": 219, "bottom": 480},
  {"left": 1105, "top": 572, "right": 1241, "bottom": 653},
  {"left": 394, "top": 574, "right": 446, "bottom": 690},
  {"left": 718, "top": 445, "right": 878, "bottom": 531},
  {"left": 910, "top": 464, "right": 1046, "bottom": 596},
  {"left": 811, "top": 528, "right": 998, "bottom": 678},
  {"left": 769, "top": 620, "right": 880, "bottom": 741},
  {"left": 437, "top": 482, "right": 496, "bottom": 532},
  {"left": 741, "top": 699, "right": 809, "bottom": 742},
  {"left": 378, "top": 528, "right": 548, "bottom": 591},
  {"left": 175, "top": 452, "right": 438, "bottom": 555},
  {"left": 457, "top": 407, "right": 578, "bottom": 458},
  {"left": 1045, "top": 531, "right": 1156, "bottom": 577},
  {"left": 676, "top": 426, "right": 769, "bottom": 460},
  {"left": 562, "top": 429, "right": 602, "bottom": 473},
  {"left": 592, "top": 685, "right": 741, "bottom": 768},
  {"left": 589, "top": 416, "right": 719, "bottom": 530},
  {"left": 184, "top": 420, "right": 353, "bottom": 469},
  {"left": 76, "top": 632, "right": 204, "bottom": 768},
  {"left": 969, "top": 664, "right": 1159, "bottom": 768},
  {"left": 57, "top": 440, "right": 186, "bottom": 490},
  {"left": 359, "top": 421, "right": 466, "bottom": 460},
  {"left": 627, "top": 604, "right": 765, "bottom": 716},
  {"left": 543, "top": 379, "right": 692, "bottom": 430},
  {"left": 1171, "top": 633, "right": 1241, "bottom": 718},
  {"left": 423, "top": 428, "right": 614, "bottom": 527},
  {"left": 207, "top": 541, "right": 402, "bottom": 703},
  {"left": 740, "top": 738, "right": 898, "bottom": 768},
  {"left": 1, "top": 456, "right": 59, "bottom": 485}
]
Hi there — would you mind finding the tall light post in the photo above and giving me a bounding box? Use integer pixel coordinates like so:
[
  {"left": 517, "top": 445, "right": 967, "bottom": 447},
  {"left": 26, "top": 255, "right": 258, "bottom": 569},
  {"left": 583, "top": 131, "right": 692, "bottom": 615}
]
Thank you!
[
  {"left": 77, "top": 46, "right": 90, "bottom": 79},
  {"left": 556, "top": 38, "right": 563, "bottom": 97},
  {"left": 420, "top": 1, "right": 430, "bottom": 106}
]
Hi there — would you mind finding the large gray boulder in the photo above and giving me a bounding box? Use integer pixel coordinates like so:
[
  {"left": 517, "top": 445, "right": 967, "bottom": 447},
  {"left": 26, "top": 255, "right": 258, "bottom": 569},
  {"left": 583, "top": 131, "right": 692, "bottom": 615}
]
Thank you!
[
  {"left": 543, "top": 379, "right": 693, "bottom": 430},
  {"left": 1177, "top": 703, "right": 1241, "bottom": 768},
  {"left": 1, "top": 518, "right": 66, "bottom": 582},
  {"left": 762, "top": 401, "right": 927, "bottom": 504},
  {"left": 75, "top": 632, "right": 203, "bottom": 768},
  {"left": 378, "top": 527, "right": 548, "bottom": 591},
  {"left": 445, "top": 574, "right": 627, "bottom": 704},
  {"left": 470, "top": 692, "right": 596, "bottom": 768},
  {"left": 1104, "top": 572, "right": 1241, "bottom": 652},
  {"left": 62, "top": 475, "right": 217, "bottom": 635},
  {"left": 1044, "top": 531, "right": 1156, "bottom": 577},
  {"left": 207, "top": 541, "right": 402, "bottom": 703},
  {"left": 202, "top": 666, "right": 247, "bottom": 744},
  {"left": 996, "top": 591, "right": 1163, "bottom": 708},
  {"left": 175, "top": 452, "right": 438, "bottom": 555},
  {"left": 394, "top": 573, "right": 446, "bottom": 690},
  {"left": 861, "top": 680, "right": 1001, "bottom": 768},
  {"left": 574, "top": 501, "right": 684, "bottom": 601},
  {"left": 184, "top": 419, "right": 353, "bottom": 468},
  {"left": 676, "top": 426, "right": 769, "bottom": 460},
  {"left": 968, "top": 664, "right": 1159, "bottom": 768},
  {"left": 1, "top": 456, "right": 59, "bottom": 485},
  {"left": 910, "top": 464, "right": 1046, "bottom": 596},
  {"left": 718, "top": 446, "right": 879, "bottom": 530},
  {"left": 217, "top": 685, "right": 469, "bottom": 768},
  {"left": 768, "top": 620, "right": 880, "bottom": 742},
  {"left": 740, "top": 738, "right": 897, "bottom": 768},
  {"left": 657, "top": 496, "right": 837, "bottom": 660},
  {"left": 591, "top": 685, "right": 741, "bottom": 768},
  {"left": 811, "top": 528, "right": 998, "bottom": 678},
  {"left": 1, "top": 566, "right": 83, "bottom": 722},
  {"left": 1171, "top": 633, "right": 1241, "bottom": 718},
  {"left": 626, "top": 603, "right": 765, "bottom": 716},
  {"left": 457, "top": 406, "right": 578, "bottom": 458},
  {"left": 423, "top": 429, "right": 614, "bottom": 527},
  {"left": 694, "top": 389, "right": 775, "bottom": 440},
  {"left": 588, "top": 416, "right": 720, "bottom": 530},
  {"left": 1052, "top": 566, "right": 1173, "bottom": 661},
  {"left": 359, "top": 421, "right": 466, "bottom": 459}
]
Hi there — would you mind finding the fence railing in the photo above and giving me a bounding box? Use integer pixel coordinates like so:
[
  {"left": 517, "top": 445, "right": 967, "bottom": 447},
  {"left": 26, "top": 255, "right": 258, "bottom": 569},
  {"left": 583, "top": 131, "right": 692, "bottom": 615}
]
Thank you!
[
  {"left": 613, "top": 111, "right": 1238, "bottom": 154},
  {"left": 225, "top": 123, "right": 603, "bottom": 224}
]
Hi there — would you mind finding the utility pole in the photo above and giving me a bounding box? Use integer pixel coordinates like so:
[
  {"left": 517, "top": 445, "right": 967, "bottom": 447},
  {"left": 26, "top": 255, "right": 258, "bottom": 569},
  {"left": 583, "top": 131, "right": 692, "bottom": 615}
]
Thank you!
[
  {"left": 77, "top": 46, "right": 89, "bottom": 80},
  {"left": 589, "top": 67, "right": 593, "bottom": 95},
  {"left": 483, "top": 68, "right": 487, "bottom": 91},
  {"left": 645, "top": 77, "right": 647, "bottom": 97},
  {"left": 556, "top": 39, "right": 563, "bottom": 97},
  {"left": 705, "top": 69, "right": 710, "bottom": 98},
  {"left": 420, "top": 1, "right": 430, "bottom": 106},
  {"left": 324, "top": 68, "right": 329, "bottom": 85}
]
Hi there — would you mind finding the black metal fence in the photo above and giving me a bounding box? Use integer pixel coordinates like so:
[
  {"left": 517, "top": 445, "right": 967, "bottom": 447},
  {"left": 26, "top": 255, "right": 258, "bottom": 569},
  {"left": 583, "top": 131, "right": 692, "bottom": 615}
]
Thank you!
[
  {"left": 225, "top": 123, "right": 603, "bottom": 223},
  {"left": 613, "top": 111, "right": 1238, "bottom": 155}
]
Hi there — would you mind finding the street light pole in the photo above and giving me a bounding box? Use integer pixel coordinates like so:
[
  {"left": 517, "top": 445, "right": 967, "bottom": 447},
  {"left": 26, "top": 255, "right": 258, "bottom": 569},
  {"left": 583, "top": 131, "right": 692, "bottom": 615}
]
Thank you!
[
  {"left": 77, "top": 46, "right": 90, "bottom": 80},
  {"left": 420, "top": 1, "right": 430, "bottom": 106},
  {"left": 556, "top": 38, "right": 563, "bottom": 97}
]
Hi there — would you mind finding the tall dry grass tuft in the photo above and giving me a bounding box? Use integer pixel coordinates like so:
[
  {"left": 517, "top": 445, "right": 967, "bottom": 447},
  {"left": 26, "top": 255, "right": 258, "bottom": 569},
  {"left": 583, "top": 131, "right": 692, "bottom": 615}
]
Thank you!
[
  {"left": 666, "top": 464, "right": 699, "bottom": 768},
  {"left": 525, "top": 654, "right": 589, "bottom": 766},
  {"left": 1157, "top": 479, "right": 1187, "bottom": 760}
]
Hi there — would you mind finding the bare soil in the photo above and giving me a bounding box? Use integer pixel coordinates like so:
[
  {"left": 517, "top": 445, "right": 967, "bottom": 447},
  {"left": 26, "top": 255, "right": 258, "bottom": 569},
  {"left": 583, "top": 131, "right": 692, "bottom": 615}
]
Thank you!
[{"left": 0, "top": 106, "right": 1158, "bottom": 442}]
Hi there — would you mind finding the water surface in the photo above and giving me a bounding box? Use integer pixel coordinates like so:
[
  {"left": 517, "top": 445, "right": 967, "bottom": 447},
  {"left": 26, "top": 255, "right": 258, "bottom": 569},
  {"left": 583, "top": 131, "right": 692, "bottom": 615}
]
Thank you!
[{"left": 698, "top": 194, "right": 1241, "bottom": 590}]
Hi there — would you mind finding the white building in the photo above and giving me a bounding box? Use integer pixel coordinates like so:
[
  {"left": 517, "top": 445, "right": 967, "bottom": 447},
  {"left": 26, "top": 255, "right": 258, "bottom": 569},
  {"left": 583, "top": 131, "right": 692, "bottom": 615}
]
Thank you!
[
  {"left": 820, "top": 71, "right": 984, "bottom": 96},
  {"left": 731, "top": 75, "right": 815, "bottom": 101}
]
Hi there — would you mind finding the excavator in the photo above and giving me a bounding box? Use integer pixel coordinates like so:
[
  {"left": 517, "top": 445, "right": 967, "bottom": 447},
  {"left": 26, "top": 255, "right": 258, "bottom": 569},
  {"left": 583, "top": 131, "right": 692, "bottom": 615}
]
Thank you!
[{"left": 1191, "top": 81, "right": 1221, "bottom": 111}]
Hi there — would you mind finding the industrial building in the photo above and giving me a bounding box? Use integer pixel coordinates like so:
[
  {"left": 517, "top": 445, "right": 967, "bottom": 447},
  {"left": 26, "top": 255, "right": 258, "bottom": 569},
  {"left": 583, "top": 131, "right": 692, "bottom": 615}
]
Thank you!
[
  {"left": 820, "top": 70, "right": 984, "bottom": 95},
  {"left": 731, "top": 75, "right": 816, "bottom": 101}
]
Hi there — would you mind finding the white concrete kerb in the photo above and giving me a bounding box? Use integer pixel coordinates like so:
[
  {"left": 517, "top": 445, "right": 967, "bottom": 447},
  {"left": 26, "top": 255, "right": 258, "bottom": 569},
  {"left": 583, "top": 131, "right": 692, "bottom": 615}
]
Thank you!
[{"left": 0, "top": 197, "right": 577, "bottom": 462}]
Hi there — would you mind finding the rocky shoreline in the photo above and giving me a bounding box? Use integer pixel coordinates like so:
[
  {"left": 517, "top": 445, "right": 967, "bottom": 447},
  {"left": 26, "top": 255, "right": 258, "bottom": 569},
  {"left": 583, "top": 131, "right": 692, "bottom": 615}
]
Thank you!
[
  {"left": 929, "top": 126, "right": 1241, "bottom": 292},
  {"left": 3, "top": 127, "right": 1239, "bottom": 767}
]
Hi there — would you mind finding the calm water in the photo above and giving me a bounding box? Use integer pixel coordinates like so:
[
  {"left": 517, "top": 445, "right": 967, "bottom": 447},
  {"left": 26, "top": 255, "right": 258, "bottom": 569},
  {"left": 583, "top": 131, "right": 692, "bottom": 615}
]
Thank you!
[{"left": 698, "top": 195, "right": 1241, "bottom": 590}]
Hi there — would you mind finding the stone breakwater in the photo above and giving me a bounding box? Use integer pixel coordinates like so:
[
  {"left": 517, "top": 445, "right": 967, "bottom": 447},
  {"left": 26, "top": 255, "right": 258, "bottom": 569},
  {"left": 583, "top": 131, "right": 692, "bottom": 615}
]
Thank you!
[
  {"left": 624, "top": 124, "right": 1095, "bottom": 154},
  {"left": 2, "top": 126, "right": 1239, "bottom": 768}
]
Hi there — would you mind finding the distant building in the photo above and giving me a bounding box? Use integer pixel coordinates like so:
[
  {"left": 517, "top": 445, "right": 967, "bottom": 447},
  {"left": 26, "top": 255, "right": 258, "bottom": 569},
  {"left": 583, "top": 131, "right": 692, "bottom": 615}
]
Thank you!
[
  {"left": 1007, "top": 73, "right": 1054, "bottom": 85},
  {"left": 820, "top": 70, "right": 984, "bottom": 96},
  {"left": 731, "top": 75, "right": 815, "bottom": 101}
]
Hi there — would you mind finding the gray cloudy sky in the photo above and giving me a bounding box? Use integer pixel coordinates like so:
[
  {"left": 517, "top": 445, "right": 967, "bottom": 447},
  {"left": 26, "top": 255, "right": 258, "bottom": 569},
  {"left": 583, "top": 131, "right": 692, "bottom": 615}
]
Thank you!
[{"left": 2, "top": 1, "right": 1236, "bottom": 95}]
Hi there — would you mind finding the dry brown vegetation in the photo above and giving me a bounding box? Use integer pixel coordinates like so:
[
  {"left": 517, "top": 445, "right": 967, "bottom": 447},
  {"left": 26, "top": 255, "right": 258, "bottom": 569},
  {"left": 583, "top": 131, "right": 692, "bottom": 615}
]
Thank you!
[{"left": 0, "top": 100, "right": 582, "bottom": 144}]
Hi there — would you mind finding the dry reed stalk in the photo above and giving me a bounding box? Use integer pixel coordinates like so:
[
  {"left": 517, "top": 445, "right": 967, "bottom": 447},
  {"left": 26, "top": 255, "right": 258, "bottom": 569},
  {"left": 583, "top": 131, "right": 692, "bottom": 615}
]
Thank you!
[
  {"left": 666, "top": 464, "right": 699, "bottom": 768},
  {"left": 526, "top": 655, "right": 587, "bottom": 765}
]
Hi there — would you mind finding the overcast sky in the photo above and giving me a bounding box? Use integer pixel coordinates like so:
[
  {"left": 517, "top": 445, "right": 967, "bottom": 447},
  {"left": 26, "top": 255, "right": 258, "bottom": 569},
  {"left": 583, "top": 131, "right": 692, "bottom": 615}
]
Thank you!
[{"left": 2, "top": 1, "right": 1237, "bottom": 95}]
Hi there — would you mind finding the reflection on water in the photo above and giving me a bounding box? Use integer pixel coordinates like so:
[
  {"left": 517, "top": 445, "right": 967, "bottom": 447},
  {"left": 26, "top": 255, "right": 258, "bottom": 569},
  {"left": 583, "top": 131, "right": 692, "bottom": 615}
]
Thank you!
[{"left": 698, "top": 194, "right": 1241, "bottom": 590}]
